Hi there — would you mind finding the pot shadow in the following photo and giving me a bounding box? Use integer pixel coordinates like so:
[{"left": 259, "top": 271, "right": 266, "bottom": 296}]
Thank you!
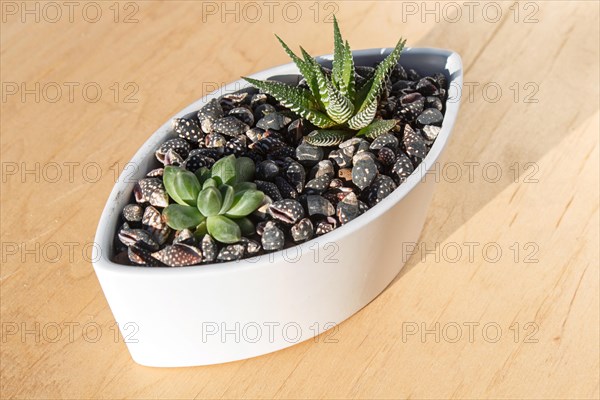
[{"left": 384, "top": 14, "right": 598, "bottom": 286}]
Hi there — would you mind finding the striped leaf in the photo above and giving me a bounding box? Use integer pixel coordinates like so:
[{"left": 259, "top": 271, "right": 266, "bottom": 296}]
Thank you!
[
  {"left": 300, "top": 47, "right": 332, "bottom": 110},
  {"left": 347, "top": 99, "right": 378, "bottom": 130},
  {"left": 275, "top": 35, "right": 320, "bottom": 100},
  {"left": 355, "top": 38, "right": 406, "bottom": 112},
  {"left": 305, "top": 130, "right": 351, "bottom": 147},
  {"left": 339, "top": 40, "right": 356, "bottom": 101},
  {"left": 331, "top": 15, "right": 345, "bottom": 89},
  {"left": 356, "top": 119, "right": 398, "bottom": 139},
  {"left": 242, "top": 77, "right": 337, "bottom": 128},
  {"left": 325, "top": 80, "right": 354, "bottom": 124}
]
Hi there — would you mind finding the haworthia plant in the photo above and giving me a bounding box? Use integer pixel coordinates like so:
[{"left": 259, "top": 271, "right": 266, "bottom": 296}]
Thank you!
[
  {"left": 242, "top": 16, "right": 405, "bottom": 146},
  {"left": 161, "top": 155, "right": 264, "bottom": 244}
]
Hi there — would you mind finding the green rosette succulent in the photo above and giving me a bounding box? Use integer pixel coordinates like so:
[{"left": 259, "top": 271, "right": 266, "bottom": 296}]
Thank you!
[
  {"left": 242, "top": 16, "right": 404, "bottom": 146},
  {"left": 162, "top": 155, "right": 264, "bottom": 244}
]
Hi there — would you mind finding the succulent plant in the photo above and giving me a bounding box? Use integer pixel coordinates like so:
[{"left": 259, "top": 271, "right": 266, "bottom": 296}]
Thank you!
[
  {"left": 242, "top": 16, "right": 405, "bottom": 146},
  {"left": 162, "top": 155, "right": 264, "bottom": 244}
]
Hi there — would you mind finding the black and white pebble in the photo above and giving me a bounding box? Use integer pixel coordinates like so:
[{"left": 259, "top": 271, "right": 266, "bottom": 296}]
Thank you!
[
  {"left": 173, "top": 117, "right": 203, "bottom": 143},
  {"left": 200, "top": 234, "right": 217, "bottom": 263},
  {"left": 370, "top": 133, "right": 399, "bottom": 151},
  {"left": 212, "top": 116, "right": 249, "bottom": 137},
  {"left": 256, "top": 113, "right": 292, "bottom": 131},
  {"left": 352, "top": 158, "right": 378, "bottom": 190},
  {"left": 416, "top": 108, "right": 444, "bottom": 127},
  {"left": 336, "top": 192, "right": 360, "bottom": 225},
  {"left": 133, "top": 178, "right": 169, "bottom": 207},
  {"left": 118, "top": 227, "right": 159, "bottom": 251},
  {"left": 261, "top": 221, "right": 285, "bottom": 251},
  {"left": 197, "top": 98, "right": 224, "bottom": 133},
  {"left": 228, "top": 107, "right": 254, "bottom": 126},
  {"left": 151, "top": 243, "right": 203, "bottom": 267},
  {"left": 182, "top": 149, "right": 216, "bottom": 172},
  {"left": 269, "top": 199, "right": 305, "bottom": 224},
  {"left": 256, "top": 160, "right": 280, "bottom": 181},
  {"left": 285, "top": 161, "right": 306, "bottom": 193},
  {"left": 291, "top": 218, "right": 314, "bottom": 242},
  {"left": 255, "top": 180, "right": 283, "bottom": 202},
  {"left": 305, "top": 195, "right": 335, "bottom": 217},
  {"left": 422, "top": 125, "right": 441, "bottom": 141},
  {"left": 391, "top": 152, "right": 415, "bottom": 184},
  {"left": 217, "top": 244, "right": 245, "bottom": 261},
  {"left": 155, "top": 138, "right": 190, "bottom": 163},
  {"left": 403, "top": 125, "right": 428, "bottom": 159},
  {"left": 122, "top": 204, "right": 144, "bottom": 222},
  {"left": 363, "top": 175, "right": 397, "bottom": 207},
  {"left": 305, "top": 175, "right": 332, "bottom": 195},
  {"left": 296, "top": 142, "right": 324, "bottom": 166}
]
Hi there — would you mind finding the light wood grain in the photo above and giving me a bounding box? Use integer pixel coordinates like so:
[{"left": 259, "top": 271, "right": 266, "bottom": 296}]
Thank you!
[{"left": 1, "top": 1, "right": 598, "bottom": 399}]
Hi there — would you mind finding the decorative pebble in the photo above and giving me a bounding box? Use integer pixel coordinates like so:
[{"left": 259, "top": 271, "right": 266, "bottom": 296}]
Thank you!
[
  {"left": 212, "top": 116, "right": 249, "bottom": 137},
  {"left": 269, "top": 199, "right": 305, "bottom": 224},
  {"left": 296, "top": 142, "right": 324, "bottom": 166},
  {"left": 133, "top": 178, "right": 169, "bottom": 207},
  {"left": 256, "top": 113, "right": 292, "bottom": 131},
  {"left": 403, "top": 125, "right": 428, "bottom": 159},
  {"left": 305, "top": 195, "right": 335, "bottom": 217},
  {"left": 151, "top": 244, "right": 203, "bottom": 267},
  {"left": 285, "top": 161, "right": 306, "bottom": 193},
  {"left": 291, "top": 218, "right": 314, "bottom": 242},
  {"left": 416, "top": 108, "right": 443, "bottom": 126},
  {"left": 197, "top": 99, "right": 224, "bottom": 133},
  {"left": 261, "top": 222, "right": 285, "bottom": 251},
  {"left": 391, "top": 152, "right": 415, "bottom": 184},
  {"left": 200, "top": 234, "right": 217, "bottom": 263},
  {"left": 305, "top": 175, "right": 332, "bottom": 195},
  {"left": 370, "top": 133, "right": 399, "bottom": 150},
  {"left": 256, "top": 160, "right": 280, "bottom": 181},
  {"left": 155, "top": 138, "right": 190, "bottom": 163},
  {"left": 352, "top": 158, "right": 378, "bottom": 190},
  {"left": 122, "top": 204, "right": 143, "bottom": 222},
  {"left": 336, "top": 192, "right": 360, "bottom": 224},
  {"left": 173, "top": 117, "right": 202, "bottom": 143},
  {"left": 217, "top": 244, "right": 245, "bottom": 261}
]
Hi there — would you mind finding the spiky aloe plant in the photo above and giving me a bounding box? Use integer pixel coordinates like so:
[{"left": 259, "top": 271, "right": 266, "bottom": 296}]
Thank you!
[
  {"left": 162, "top": 155, "right": 264, "bottom": 244},
  {"left": 242, "top": 16, "right": 405, "bottom": 146}
]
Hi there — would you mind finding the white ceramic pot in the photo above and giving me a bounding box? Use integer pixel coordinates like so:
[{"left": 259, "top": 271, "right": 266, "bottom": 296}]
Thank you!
[{"left": 93, "top": 48, "right": 463, "bottom": 367}]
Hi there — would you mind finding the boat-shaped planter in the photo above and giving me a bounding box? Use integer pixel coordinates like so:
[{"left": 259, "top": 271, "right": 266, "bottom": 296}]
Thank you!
[{"left": 93, "top": 47, "right": 463, "bottom": 367}]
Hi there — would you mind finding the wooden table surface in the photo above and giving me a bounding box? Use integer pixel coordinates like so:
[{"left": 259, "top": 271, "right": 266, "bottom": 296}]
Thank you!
[{"left": 1, "top": 1, "right": 598, "bottom": 399}]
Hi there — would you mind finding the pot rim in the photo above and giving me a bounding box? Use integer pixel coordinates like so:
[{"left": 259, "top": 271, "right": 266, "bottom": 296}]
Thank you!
[{"left": 93, "top": 47, "right": 463, "bottom": 276}]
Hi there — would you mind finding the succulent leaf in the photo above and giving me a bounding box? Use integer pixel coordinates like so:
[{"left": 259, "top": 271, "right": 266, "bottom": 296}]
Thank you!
[
  {"left": 163, "top": 166, "right": 201, "bottom": 207},
  {"left": 225, "top": 190, "right": 265, "bottom": 218},
  {"left": 211, "top": 154, "right": 237, "bottom": 185},
  {"left": 275, "top": 35, "right": 319, "bottom": 98},
  {"left": 194, "top": 167, "right": 211, "bottom": 186},
  {"left": 195, "top": 220, "right": 208, "bottom": 237},
  {"left": 355, "top": 38, "right": 406, "bottom": 112},
  {"left": 202, "top": 177, "right": 218, "bottom": 189},
  {"left": 301, "top": 47, "right": 331, "bottom": 109},
  {"left": 331, "top": 15, "right": 345, "bottom": 89},
  {"left": 242, "top": 77, "right": 337, "bottom": 128},
  {"left": 324, "top": 80, "right": 354, "bottom": 124},
  {"left": 340, "top": 40, "right": 356, "bottom": 100},
  {"left": 207, "top": 215, "right": 241, "bottom": 244},
  {"left": 163, "top": 204, "right": 205, "bottom": 230},
  {"left": 219, "top": 184, "right": 235, "bottom": 214},
  {"left": 197, "top": 187, "right": 222, "bottom": 217},
  {"left": 234, "top": 182, "right": 257, "bottom": 193},
  {"left": 347, "top": 99, "right": 378, "bottom": 130},
  {"left": 235, "top": 217, "right": 255, "bottom": 236},
  {"left": 305, "top": 130, "right": 352, "bottom": 147},
  {"left": 356, "top": 119, "right": 398, "bottom": 139},
  {"left": 234, "top": 157, "right": 255, "bottom": 183}
]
